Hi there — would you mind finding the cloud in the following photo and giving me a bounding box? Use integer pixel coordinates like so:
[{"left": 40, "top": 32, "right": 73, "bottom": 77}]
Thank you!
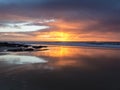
[
  {"left": 0, "top": 22, "right": 49, "bottom": 32},
  {"left": 0, "top": 0, "right": 120, "bottom": 41}
]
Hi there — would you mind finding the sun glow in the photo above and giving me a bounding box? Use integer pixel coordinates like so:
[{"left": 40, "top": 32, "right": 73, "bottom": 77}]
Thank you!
[
  {"left": 36, "top": 31, "right": 71, "bottom": 41},
  {"left": 51, "top": 32, "right": 70, "bottom": 41}
]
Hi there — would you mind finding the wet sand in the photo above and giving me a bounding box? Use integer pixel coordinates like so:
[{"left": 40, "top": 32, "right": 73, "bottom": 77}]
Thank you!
[{"left": 0, "top": 46, "right": 120, "bottom": 90}]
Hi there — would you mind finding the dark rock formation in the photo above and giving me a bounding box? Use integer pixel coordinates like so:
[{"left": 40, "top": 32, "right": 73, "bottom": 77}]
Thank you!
[
  {"left": 0, "top": 42, "right": 48, "bottom": 52},
  {"left": 32, "top": 46, "right": 47, "bottom": 49}
]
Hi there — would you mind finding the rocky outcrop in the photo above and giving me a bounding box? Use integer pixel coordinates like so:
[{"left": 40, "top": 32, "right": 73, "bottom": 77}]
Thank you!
[{"left": 0, "top": 42, "right": 48, "bottom": 52}]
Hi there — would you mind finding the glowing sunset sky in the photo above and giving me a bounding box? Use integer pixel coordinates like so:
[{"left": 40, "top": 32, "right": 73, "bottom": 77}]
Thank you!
[{"left": 0, "top": 0, "right": 120, "bottom": 41}]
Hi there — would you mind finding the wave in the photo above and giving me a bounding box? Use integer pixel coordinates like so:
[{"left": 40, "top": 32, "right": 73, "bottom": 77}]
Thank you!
[{"left": 28, "top": 42, "right": 120, "bottom": 48}]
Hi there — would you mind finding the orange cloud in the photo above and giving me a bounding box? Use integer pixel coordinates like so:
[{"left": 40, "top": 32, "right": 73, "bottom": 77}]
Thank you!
[
  {"left": 0, "top": 18, "right": 120, "bottom": 42},
  {"left": 35, "top": 19, "right": 116, "bottom": 42},
  {"left": 34, "top": 20, "right": 88, "bottom": 41}
]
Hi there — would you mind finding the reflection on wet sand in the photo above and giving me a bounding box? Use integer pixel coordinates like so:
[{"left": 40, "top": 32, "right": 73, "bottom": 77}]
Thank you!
[
  {"left": 0, "top": 55, "right": 49, "bottom": 74},
  {"left": 0, "top": 46, "right": 120, "bottom": 90},
  {"left": 32, "top": 46, "right": 120, "bottom": 70},
  {"left": 0, "top": 46, "right": 120, "bottom": 73},
  {"left": 0, "top": 55, "right": 47, "bottom": 65}
]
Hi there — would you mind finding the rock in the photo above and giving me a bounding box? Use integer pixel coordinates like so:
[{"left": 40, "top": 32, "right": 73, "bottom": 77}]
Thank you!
[
  {"left": 24, "top": 48, "right": 35, "bottom": 51},
  {"left": 0, "top": 42, "right": 31, "bottom": 48},
  {"left": 7, "top": 48, "right": 24, "bottom": 52},
  {"left": 0, "top": 42, "right": 48, "bottom": 52},
  {"left": 32, "top": 46, "right": 47, "bottom": 49}
]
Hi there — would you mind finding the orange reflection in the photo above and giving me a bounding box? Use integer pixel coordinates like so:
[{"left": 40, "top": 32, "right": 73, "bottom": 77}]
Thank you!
[
  {"left": 32, "top": 46, "right": 120, "bottom": 70},
  {"left": 33, "top": 46, "right": 74, "bottom": 57},
  {"left": 54, "top": 60, "right": 78, "bottom": 67},
  {"left": 33, "top": 46, "right": 90, "bottom": 68}
]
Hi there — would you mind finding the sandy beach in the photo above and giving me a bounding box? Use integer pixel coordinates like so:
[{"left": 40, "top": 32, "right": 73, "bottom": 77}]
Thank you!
[{"left": 0, "top": 44, "right": 120, "bottom": 90}]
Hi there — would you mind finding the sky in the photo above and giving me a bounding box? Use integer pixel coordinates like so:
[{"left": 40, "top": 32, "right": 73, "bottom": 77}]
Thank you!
[{"left": 0, "top": 0, "right": 120, "bottom": 41}]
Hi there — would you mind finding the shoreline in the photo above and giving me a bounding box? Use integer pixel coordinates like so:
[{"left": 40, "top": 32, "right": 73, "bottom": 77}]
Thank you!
[{"left": 0, "top": 41, "right": 120, "bottom": 53}]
